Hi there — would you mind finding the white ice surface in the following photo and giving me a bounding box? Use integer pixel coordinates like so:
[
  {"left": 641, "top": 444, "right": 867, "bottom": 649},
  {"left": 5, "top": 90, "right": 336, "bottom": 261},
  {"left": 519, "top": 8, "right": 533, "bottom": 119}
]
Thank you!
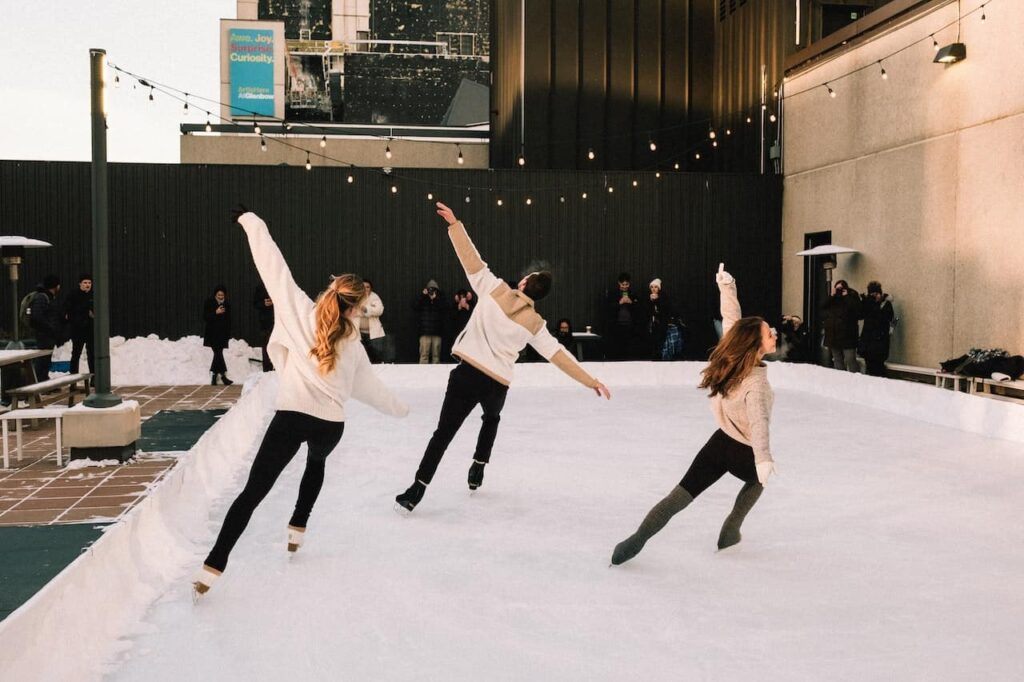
[{"left": 3, "top": 364, "right": 1023, "bottom": 681}]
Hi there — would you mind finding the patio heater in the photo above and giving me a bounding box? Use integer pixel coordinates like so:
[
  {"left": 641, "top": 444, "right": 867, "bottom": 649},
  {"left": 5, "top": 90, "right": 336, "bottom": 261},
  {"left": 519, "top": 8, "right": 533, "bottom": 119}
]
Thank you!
[{"left": 0, "top": 236, "right": 52, "bottom": 350}]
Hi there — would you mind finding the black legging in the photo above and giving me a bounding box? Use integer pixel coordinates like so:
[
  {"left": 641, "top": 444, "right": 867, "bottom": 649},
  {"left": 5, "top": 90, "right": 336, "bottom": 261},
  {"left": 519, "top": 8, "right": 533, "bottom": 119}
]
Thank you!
[
  {"left": 679, "top": 429, "right": 759, "bottom": 498},
  {"left": 205, "top": 411, "right": 344, "bottom": 572},
  {"left": 415, "top": 363, "right": 508, "bottom": 484}
]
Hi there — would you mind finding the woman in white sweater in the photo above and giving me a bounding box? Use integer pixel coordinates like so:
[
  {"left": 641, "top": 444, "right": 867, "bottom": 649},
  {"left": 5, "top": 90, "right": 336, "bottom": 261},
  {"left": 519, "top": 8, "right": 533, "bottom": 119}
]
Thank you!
[
  {"left": 611, "top": 264, "right": 776, "bottom": 565},
  {"left": 194, "top": 210, "right": 408, "bottom": 595}
]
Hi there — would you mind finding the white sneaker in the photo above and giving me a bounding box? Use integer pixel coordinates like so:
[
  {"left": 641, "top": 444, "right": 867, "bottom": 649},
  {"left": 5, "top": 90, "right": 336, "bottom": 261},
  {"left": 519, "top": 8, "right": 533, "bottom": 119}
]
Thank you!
[
  {"left": 192, "top": 565, "right": 221, "bottom": 597},
  {"left": 287, "top": 525, "right": 305, "bottom": 553}
]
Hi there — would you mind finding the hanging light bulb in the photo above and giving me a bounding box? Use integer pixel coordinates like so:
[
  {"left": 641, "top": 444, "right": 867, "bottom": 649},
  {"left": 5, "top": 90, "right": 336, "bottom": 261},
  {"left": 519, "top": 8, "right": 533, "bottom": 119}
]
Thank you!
[
  {"left": 632, "top": 180, "right": 638, "bottom": 187},
  {"left": 607, "top": 186, "right": 614, "bottom": 193},
  {"left": 648, "top": 139, "right": 656, "bottom": 152},
  {"left": 254, "top": 120, "right": 261, "bottom": 135},
  {"left": 674, "top": 162, "right": 681, "bottom": 169},
  {"left": 260, "top": 137, "right": 267, "bottom": 152},
  {"left": 182, "top": 96, "right": 189, "bottom": 116},
  {"left": 347, "top": 174, "right": 354, "bottom": 184},
  {"left": 305, "top": 152, "right": 312, "bottom": 171},
  {"left": 391, "top": 185, "right": 398, "bottom": 194},
  {"left": 205, "top": 118, "right": 212, "bottom": 133},
  {"left": 693, "top": 154, "right": 699, "bottom": 161},
  {"left": 284, "top": 122, "right": 291, "bottom": 132},
  {"left": 709, "top": 129, "right": 716, "bottom": 140},
  {"left": 464, "top": 196, "right": 471, "bottom": 203},
  {"left": 497, "top": 198, "right": 503, "bottom": 206},
  {"left": 113, "top": 73, "right": 120, "bottom": 88},
  {"left": 746, "top": 116, "right": 752, "bottom": 123},
  {"left": 581, "top": 192, "right": 588, "bottom": 199},
  {"left": 385, "top": 143, "right": 392, "bottom": 160},
  {"left": 770, "top": 113, "right": 777, "bottom": 123},
  {"left": 320, "top": 135, "right": 327, "bottom": 148},
  {"left": 712, "top": 140, "right": 718, "bottom": 147},
  {"left": 726, "top": 129, "right": 732, "bottom": 136},
  {"left": 587, "top": 148, "right": 595, "bottom": 160},
  {"left": 825, "top": 83, "right": 836, "bottom": 98},
  {"left": 148, "top": 86, "right": 154, "bottom": 101},
  {"left": 560, "top": 196, "right": 565, "bottom": 203},
  {"left": 879, "top": 61, "right": 888, "bottom": 80},
  {"left": 517, "top": 154, "right": 525, "bottom": 167},
  {"left": 457, "top": 146, "right": 464, "bottom": 165},
  {"left": 525, "top": 198, "right": 532, "bottom": 205},
  {"left": 427, "top": 192, "right": 433, "bottom": 200},
  {"left": 931, "top": 34, "right": 939, "bottom": 51},
  {"left": 981, "top": 4, "right": 986, "bottom": 21},
  {"left": 655, "top": 171, "right": 661, "bottom": 178}
]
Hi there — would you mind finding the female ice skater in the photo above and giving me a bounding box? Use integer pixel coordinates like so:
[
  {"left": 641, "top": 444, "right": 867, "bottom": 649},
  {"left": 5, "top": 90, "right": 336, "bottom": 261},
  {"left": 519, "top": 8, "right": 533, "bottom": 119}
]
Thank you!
[
  {"left": 193, "top": 209, "right": 408, "bottom": 595},
  {"left": 395, "top": 202, "right": 611, "bottom": 513},
  {"left": 611, "top": 264, "right": 776, "bottom": 565}
]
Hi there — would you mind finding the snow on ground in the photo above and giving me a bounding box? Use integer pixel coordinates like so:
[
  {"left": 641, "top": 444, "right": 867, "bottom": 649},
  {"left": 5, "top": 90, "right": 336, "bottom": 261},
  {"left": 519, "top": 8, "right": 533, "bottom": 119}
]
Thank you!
[
  {"left": 4, "top": 364, "right": 1024, "bottom": 682},
  {"left": 51, "top": 335, "right": 262, "bottom": 385}
]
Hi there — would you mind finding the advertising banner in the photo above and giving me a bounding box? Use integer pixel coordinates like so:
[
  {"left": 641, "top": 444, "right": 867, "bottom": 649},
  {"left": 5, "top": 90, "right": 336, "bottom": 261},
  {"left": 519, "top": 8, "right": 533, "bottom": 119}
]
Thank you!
[{"left": 228, "top": 28, "right": 276, "bottom": 117}]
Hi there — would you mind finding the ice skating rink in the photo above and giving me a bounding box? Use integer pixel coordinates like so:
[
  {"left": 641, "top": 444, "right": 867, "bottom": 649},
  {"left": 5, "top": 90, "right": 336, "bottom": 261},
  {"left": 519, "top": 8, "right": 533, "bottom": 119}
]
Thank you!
[{"left": 3, "top": 363, "right": 1023, "bottom": 682}]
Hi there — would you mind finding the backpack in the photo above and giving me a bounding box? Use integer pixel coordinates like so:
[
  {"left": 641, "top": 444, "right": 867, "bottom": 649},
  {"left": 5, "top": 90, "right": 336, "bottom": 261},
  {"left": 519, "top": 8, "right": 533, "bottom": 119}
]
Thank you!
[{"left": 18, "top": 291, "right": 37, "bottom": 334}]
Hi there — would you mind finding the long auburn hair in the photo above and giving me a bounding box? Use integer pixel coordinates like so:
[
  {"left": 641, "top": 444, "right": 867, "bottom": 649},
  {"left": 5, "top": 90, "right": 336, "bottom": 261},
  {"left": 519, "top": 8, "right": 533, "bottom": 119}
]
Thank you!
[
  {"left": 309, "top": 274, "right": 367, "bottom": 375},
  {"left": 699, "top": 316, "right": 765, "bottom": 398}
]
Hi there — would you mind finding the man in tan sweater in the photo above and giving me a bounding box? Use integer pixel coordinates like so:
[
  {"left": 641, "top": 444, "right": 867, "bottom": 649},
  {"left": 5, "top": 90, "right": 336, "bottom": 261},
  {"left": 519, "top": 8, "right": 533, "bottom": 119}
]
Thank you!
[{"left": 396, "top": 202, "right": 611, "bottom": 512}]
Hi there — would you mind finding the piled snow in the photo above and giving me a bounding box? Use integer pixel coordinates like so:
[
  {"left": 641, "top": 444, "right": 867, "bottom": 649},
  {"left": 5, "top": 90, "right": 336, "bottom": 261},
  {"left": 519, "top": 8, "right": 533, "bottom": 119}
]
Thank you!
[
  {"left": 51, "top": 335, "right": 262, "bottom": 385},
  {"left": 1, "top": 364, "right": 1023, "bottom": 681}
]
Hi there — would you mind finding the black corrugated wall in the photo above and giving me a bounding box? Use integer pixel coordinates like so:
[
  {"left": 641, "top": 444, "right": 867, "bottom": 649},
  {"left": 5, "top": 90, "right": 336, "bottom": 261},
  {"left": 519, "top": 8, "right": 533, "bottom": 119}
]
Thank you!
[{"left": 0, "top": 161, "right": 781, "bottom": 361}]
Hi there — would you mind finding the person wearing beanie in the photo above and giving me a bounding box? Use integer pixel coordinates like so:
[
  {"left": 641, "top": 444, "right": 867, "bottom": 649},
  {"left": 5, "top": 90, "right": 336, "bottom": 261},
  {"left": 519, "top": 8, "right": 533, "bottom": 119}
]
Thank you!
[
  {"left": 28, "top": 274, "right": 64, "bottom": 380},
  {"left": 194, "top": 208, "right": 408, "bottom": 598},
  {"left": 642, "top": 277, "right": 675, "bottom": 360},
  {"left": 414, "top": 278, "right": 445, "bottom": 363},
  {"left": 203, "top": 285, "right": 234, "bottom": 385},
  {"left": 64, "top": 273, "right": 95, "bottom": 374},
  {"left": 859, "top": 281, "right": 895, "bottom": 377},
  {"left": 611, "top": 263, "right": 776, "bottom": 566},
  {"left": 395, "top": 202, "right": 611, "bottom": 513}
]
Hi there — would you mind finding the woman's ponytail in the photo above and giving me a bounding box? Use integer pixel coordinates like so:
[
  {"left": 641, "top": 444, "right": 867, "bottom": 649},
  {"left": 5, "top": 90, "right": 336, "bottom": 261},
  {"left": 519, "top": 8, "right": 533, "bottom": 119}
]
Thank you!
[{"left": 310, "top": 274, "right": 366, "bottom": 375}]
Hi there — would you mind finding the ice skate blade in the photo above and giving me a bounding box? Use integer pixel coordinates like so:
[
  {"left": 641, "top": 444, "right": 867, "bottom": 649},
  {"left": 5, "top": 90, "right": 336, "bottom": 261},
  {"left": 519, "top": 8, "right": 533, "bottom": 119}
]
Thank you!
[{"left": 393, "top": 502, "right": 413, "bottom": 516}]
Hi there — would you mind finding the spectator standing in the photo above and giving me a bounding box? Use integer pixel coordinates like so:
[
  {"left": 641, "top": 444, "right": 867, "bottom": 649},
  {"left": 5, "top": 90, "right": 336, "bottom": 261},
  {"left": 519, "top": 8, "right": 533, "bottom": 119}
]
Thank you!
[
  {"left": 64, "top": 273, "right": 95, "bottom": 374},
  {"left": 554, "top": 318, "right": 576, "bottom": 359},
  {"left": 415, "top": 279, "right": 445, "bottom": 364},
  {"left": 606, "top": 272, "right": 640, "bottom": 360},
  {"left": 859, "top": 281, "right": 894, "bottom": 377},
  {"left": 358, "top": 279, "right": 388, "bottom": 363},
  {"left": 779, "top": 314, "right": 810, "bottom": 363},
  {"left": 643, "top": 278, "right": 674, "bottom": 360},
  {"left": 253, "top": 284, "right": 275, "bottom": 371},
  {"left": 203, "top": 285, "right": 234, "bottom": 385},
  {"left": 27, "top": 274, "right": 64, "bottom": 380},
  {"left": 822, "top": 279, "right": 861, "bottom": 372}
]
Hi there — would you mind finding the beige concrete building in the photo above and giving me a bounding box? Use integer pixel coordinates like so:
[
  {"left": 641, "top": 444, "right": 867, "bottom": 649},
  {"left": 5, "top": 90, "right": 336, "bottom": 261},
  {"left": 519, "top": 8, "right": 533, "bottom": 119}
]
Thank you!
[{"left": 782, "top": 0, "right": 1023, "bottom": 367}]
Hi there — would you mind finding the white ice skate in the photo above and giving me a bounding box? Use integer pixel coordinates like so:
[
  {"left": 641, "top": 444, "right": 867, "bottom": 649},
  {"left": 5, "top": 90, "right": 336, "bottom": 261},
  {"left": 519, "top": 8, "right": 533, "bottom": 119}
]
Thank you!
[
  {"left": 192, "top": 565, "right": 222, "bottom": 600},
  {"left": 287, "top": 525, "right": 305, "bottom": 553}
]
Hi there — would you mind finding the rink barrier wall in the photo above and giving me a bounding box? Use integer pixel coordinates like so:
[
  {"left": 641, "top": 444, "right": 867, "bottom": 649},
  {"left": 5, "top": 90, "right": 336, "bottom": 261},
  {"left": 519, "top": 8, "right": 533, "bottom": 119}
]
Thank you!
[{"left": 1, "top": 363, "right": 1021, "bottom": 681}]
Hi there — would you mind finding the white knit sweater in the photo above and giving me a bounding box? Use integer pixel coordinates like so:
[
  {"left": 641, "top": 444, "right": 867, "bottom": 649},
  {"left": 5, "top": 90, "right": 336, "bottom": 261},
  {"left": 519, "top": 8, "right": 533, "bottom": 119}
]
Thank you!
[{"left": 239, "top": 213, "right": 408, "bottom": 423}]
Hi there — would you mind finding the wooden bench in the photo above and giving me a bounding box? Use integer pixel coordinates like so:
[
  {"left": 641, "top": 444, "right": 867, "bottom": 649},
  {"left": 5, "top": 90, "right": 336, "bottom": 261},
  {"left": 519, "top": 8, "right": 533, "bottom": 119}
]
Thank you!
[
  {"left": 7, "top": 373, "right": 93, "bottom": 414},
  {"left": 885, "top": 363, "right": 968, "bottom": 391},
  {"left": 971, "top": 377, "right": 1024, "bottom": 404},
  {"left": 1, "top": 406, "right": 68, "bottom": 468}
]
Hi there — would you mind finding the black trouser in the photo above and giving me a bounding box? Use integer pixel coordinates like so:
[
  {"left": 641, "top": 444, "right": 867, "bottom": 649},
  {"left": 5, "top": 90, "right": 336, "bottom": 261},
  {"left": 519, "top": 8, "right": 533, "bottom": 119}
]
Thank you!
[
  {"left": 70, "top": 333, "right": 96, "bottom": 374},
  {"left": 415, "top": 363, "right": 509, "bottom": 484},
  {"left": 210, "top": 347, "right": 227, "bottom": 374},
  {"left": 864, "top": 354, "right": 887, "bottom": 377},
  {"left": 259, "top": 330, "right": 274, "bottom": 371},
  {"left": 679, "top": 429, "right": 759, "bottom": 498},
  {"left": 607, "top": 325, "right": 632, "bottom": 360},
  {"left": 205, "top": 411, "right": 345, "bottom": 572},
  {"left": 360, "top": 332, "right": 378, "bottom": 364},
  {"left": 32, "top": 348, "right": 53, "bottom": 382}
]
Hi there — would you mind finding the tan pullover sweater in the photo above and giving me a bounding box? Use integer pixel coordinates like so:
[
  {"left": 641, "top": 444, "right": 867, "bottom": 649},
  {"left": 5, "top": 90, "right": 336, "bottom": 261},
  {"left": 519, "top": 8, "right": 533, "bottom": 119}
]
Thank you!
[
  {"left": 447, "top": 221, "right": 598, "bottom": 389},
  {"left": 711, "top": 279, "right": 774, "bottom": 465}
]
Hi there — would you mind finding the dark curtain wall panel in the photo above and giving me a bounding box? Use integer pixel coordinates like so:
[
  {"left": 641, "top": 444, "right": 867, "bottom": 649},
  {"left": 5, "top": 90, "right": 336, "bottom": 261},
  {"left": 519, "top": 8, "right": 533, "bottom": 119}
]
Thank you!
[{"left": 0, "top": 161, "right": 781, "bottom": 361}]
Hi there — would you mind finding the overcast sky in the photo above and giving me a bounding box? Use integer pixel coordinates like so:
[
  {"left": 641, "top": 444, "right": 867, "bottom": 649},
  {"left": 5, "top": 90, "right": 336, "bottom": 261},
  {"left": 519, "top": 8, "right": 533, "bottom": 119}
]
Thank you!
[{"left": 0, "top": 1, "right": 236, "bottom": 163}]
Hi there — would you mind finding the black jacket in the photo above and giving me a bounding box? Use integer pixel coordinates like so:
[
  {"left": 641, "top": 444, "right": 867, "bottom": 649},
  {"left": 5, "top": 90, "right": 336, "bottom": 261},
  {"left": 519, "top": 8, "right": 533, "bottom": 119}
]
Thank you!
[
  {"left": 859, "top": 294, "right": 894, "bottom": 358},
  {"left": 451, "top": 297, "right": 476, "bottom": 340},
  {"left": 414, "top": 292, "right": 446, "bottom": 336},
  {"left": 29, "top": 286, "right": 64, "bottom": 348},
  {"left": 641, "top": 293, "right": 674, "bottom": 335},
  {"left": 607, "top": 289, "right": 640, "bottom": 328},
  {"left": 203, "top": 298, "right": 232, "bottom": 349},
  {"left": 822, "top": 290, "right": 861, "bottom": 348},
  {"left": 64, "top": 288, "right": 94, "bottom": 339},
  {"left": 253, "top": 285, "right": 275, "bottom": 332}
]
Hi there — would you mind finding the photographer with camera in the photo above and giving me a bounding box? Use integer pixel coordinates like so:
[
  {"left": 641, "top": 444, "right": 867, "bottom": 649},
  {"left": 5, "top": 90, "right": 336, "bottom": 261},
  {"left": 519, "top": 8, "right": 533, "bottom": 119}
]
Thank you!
[
  {"left": 414, "top": 279, "right": 446, "bottom": 363},
  {"left": 859, "top": 281, "right": 894, "bottom": 377},
  {"left": 821, "top": 279, "right": 862, "bottom": 372}
]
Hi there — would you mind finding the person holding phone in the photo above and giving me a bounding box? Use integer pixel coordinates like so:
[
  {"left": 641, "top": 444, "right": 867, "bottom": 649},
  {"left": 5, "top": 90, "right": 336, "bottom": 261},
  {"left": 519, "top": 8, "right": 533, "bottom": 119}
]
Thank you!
[{"left": 203, "top": 285, "right": 233, "bottom": 385}]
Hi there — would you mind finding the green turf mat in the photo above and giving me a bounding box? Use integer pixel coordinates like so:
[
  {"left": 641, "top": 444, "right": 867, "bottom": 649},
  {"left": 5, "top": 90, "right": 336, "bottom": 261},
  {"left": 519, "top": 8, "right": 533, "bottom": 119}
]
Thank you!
[
  {"left": 0, "top": 523, "right": 108, "bottom": 621},
  {"left": 138, "top": 409, "right": 227, "bottom": 452}
]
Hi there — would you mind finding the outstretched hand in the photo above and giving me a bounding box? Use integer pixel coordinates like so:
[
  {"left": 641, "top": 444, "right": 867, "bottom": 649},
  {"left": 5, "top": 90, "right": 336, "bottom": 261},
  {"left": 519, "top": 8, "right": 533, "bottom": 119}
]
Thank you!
[
  {"left": 715, "top": 262, "right": 735, "bottom": 286},
  {"left": 593, "top": 381, "right": 611, "bottom": 400},
  {"left": 230, "top": 203, "right": 251, "bottom": 224},
  {"left": 436, "top": 202, "right": 457, "bottom": 226}
]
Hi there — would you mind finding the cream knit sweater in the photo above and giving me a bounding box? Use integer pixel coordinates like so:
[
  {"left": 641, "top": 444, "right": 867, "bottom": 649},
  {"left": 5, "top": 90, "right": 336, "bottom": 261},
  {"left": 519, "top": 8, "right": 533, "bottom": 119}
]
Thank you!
[
  {"left": 239, "top": 213, "right": 408, "bottom": 422},
  {"left": 711, "top": 279, "right": 774, "bottom": 465}
]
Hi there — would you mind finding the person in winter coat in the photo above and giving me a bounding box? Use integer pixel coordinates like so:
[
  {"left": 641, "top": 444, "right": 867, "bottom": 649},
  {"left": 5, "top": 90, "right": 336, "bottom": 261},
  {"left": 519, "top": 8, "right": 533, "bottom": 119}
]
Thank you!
[
  {"left": 612, "top": 263, "right": 776, "bottom": 565},
  {"left": 28, "top": 274, "right": 64, "bottom": 380},
  {"left": 859, "top": 281, "right": 894, "bottom": 377},
  {"left": 253, "top": 284, "right": 275, "bottom": 372},
  {"left": 821, "top": 279, "right": 862, "bottom": 372},
  {"left": 414, "top": 279, "right": 446, "bottom": 363},
  {"left": 194, "top": 209, "right": 408, "bottom": 597},
  {"left": 64, "top": 274, "right": 95, "bottom": 374},
  {"left": 779, "top": 314, "right": 810, "bottom": 363},
  {"left": 203, "top": 285, "right": 233, "bottom": 385},
  {"left": 642, "top": 278, "right": 674, "bottom": 360},
  {"left": 606, "top": 272, "right": 640, "bottom": 360},
  {"left": 394, "top": 202, "right": 610, "bottom": 513},
  {"left": 357, "top": 279, "right": 387, "bottom": 363}
]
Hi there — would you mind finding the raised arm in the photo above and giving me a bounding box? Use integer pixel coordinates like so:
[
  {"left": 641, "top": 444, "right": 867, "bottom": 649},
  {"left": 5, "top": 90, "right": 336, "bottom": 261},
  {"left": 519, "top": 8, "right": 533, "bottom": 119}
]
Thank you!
[
  {"left": 236, "top": 211, "right": 314, "bottom": 314},
  {"left": 716, "top": 263, "right": 741, "bottom": 335},
  {"left": 529, "top": 326, "right": 611, "bottom": 399},
  {"left": 436, "top": 202, "right": 500, "bottom": 296}
]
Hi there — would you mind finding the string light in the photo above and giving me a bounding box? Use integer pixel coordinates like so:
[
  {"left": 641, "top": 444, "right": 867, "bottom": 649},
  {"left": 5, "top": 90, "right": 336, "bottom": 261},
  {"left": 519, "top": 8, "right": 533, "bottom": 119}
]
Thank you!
[
  {"left": 709, "top": 129, "right": 716, "bottom": 139},
  {"left": 497, "top": 198, "right": 503, "bottom": 206},
  {"left": 712, "top": 140, "right": 718, "bottom": 147},
  {"left": 632, "top": 180, "right": 638, "bottom": 187},
  {"left": 581, "top": 192, "right": 587, "bottom": 199},
  {"left": 457, "top": 145, "right": 464, "bottom": 165},
  {"left": 113, "top": 73, "right": 120, "bottom": 88},
  {"left": 825, "top": 83, "right": 836, "bottom": 98},
  {"left": 560, "top": 196, "right": 565, "bottom": 203},
  {"left": 204, "top": 118, "right": 212, "bottom": 133},
  {"left": 320, "top": 135, "right": 327, "bottom": 148},
  {"left": 525, "top": 198, "right": 532, "bottom": 205},
  {"left": 932, "top": 34, "right": 940, "bottom": 51},
  {"left": 746, "top": 116, "right": 752, "bottom": 123},
  {"left": 385, "top": 143, "right": 392, "bottom": 160},
  {"left": 879, "top": 61, "right": 888, "bottom": 80},
  {"left": 347, "top": 174, "right": 354, "bottom": 184},
  {"left": 148, "top": 86, "right": 154, "bottom": 101},
  {"left": 655, "top": 171, "right": 661, "bottom": 178},
  {"left": 464, "top": 196, "right": 471, "bottom": 203},
  {"left": 391, "top": 185, "right": 398, "bottom": 194},
  {"left": 517, "top": 154, "right": 525, "bottom": 167},
  {"left": 981, "top": 3, "right": 986, "bottom": 20},
  {"left": 770, "top": 113, "right": 777, "bottom": 122},
  {"left": 726, "top": 129, "right": 731, "bottom": 136},
  {"left": 693, "top": 154, "right": 699, "bottom": 160},
  {"left": 305, "top": 152, "right": 311, "bottom": 170},
  {"left": 587, "top": 148, "right": 595, "bottom": 160},
  {"left": 254, "top": 120, "right": 261, "bottom": 135},
  {"left": 607, "top": 186, "right": 614, "bottom": 193},
  {"left": 284, "top": 122, "right": 291, "bottom": 132},
  {"left": 648, "top": 139, "right": 657, "bottom": 151},
  {"left": 427, "top": 192, "right": 433, "bottom": 200},
  {"left": 182, "top": 95, "right": 189, "bottom": 115},
  {"left": 674, "top": 162, "right": 680, "bottom": 169},
  {"left": 260, "top": 137, "right": 267, "bottom": 152}
]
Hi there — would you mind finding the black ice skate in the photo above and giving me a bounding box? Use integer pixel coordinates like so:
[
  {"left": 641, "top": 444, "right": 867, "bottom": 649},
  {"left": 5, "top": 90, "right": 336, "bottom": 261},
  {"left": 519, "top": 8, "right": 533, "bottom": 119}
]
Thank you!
[
  {"left": 395, "top": 480, "right": 426, "bottom": 514},
  {"left": 467, "top": 460, "right": 485, "bottom": 491}
]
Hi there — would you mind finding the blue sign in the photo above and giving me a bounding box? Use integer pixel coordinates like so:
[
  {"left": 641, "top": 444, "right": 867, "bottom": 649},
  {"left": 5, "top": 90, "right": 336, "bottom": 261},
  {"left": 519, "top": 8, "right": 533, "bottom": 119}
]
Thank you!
[{"left": 228, "top": 28, "right": 275, "bottom": 117}]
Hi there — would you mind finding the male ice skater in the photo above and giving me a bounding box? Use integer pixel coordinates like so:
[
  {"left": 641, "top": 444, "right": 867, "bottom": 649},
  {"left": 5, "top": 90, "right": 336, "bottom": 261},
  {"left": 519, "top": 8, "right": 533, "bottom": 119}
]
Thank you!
[{"left": 396, "top": 202, "right": 611, "bottom": 512}]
